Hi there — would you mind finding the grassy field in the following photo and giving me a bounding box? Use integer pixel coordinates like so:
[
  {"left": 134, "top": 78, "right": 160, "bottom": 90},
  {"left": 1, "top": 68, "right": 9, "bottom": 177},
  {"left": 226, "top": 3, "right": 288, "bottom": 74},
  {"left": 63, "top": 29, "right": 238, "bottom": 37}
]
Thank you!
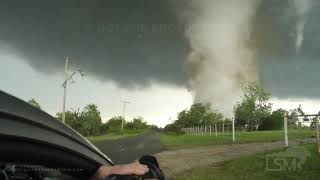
[
  {"left": 86, "top": 130, "right": 148, "bottom": 143},
  {"left": 174, "top": 143, "right": 320, "bottom": 180},
  {"left": 160, "top": 129, "right": 317, "bottom": 149}
]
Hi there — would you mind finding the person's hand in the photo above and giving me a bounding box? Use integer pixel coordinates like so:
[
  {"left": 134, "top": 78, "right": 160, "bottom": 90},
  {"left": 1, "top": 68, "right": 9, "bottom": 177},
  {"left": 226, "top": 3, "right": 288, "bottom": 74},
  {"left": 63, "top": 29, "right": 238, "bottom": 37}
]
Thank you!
[{"left": 91, "top": 161, "right": 149, "bottom": 180}]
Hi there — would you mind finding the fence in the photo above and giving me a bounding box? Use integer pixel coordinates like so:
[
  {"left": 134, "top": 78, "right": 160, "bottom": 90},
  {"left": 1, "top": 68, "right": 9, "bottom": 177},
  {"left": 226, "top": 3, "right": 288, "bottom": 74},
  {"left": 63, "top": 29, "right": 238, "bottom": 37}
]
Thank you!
[{"left": 181, "top": 124, "right": 244, "bottom": 136}]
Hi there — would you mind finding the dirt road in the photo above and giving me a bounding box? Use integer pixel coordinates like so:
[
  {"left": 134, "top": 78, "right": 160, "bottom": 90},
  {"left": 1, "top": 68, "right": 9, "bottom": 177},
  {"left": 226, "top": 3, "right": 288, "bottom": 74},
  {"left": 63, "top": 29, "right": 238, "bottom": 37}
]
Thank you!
[
  {"left": 94, "top": 132, "right": 315, "bottom": 179},
  {"left": 155, "top": 138, "right": 316, "bottom": 179}
]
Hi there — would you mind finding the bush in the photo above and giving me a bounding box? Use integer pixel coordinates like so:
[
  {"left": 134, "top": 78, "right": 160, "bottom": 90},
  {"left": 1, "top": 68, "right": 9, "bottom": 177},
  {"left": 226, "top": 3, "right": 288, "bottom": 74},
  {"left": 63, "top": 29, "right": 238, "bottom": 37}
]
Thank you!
[
  {"left": 164, "top": 123, "right": 184, "bottom": 134},
  {"left": 259, "top": 109, "right": 284, "bottom": 131}
]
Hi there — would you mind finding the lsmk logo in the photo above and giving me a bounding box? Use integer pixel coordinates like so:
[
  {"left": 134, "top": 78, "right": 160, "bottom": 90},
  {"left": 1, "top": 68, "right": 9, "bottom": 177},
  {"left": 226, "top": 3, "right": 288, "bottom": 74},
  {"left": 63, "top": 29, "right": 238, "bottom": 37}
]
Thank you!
[{"left": 265, "top": 146, "right": 311, "bottom": 171}]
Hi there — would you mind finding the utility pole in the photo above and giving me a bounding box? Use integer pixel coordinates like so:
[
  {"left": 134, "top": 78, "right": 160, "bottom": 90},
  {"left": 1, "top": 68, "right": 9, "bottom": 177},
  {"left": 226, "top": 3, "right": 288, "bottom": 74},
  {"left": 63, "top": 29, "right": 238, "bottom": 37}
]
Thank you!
[
  {"left": 121, "top": 101, "right": 130, "bottom": 131},
  {"left": 284, "top": 112, "right": 289, "bottom": 148},
  {"left": 62, "top": 57, "right": 69, "bottom": 124},
  {"left": 232, "top": 117, "right": 235, "bottom": 143},
  {"left": 316, "top": 113, "right": 320, "bottom": 154},
  {"left": 61, "top": 57, "right": 85, "bottom": 123}
]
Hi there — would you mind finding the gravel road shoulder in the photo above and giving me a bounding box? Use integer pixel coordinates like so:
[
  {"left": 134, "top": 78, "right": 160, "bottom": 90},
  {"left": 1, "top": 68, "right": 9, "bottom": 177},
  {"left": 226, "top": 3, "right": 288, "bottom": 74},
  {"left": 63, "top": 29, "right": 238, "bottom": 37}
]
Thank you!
[{"left": 154, "top": 138, "right": 316, "bottom": 179}]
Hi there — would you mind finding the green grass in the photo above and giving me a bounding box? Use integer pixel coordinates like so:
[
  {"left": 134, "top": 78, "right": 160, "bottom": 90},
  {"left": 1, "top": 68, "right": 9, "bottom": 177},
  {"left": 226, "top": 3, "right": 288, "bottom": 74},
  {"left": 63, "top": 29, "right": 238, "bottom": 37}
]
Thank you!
[
  {"left": 160, "top": 129, "right": 316, "bottom": 149},
  {"left": 86, "top": 130, "right": 148, "bottom": 143},
  {"left": 174, "top": 143, "right": 320, "bottom": 180}
]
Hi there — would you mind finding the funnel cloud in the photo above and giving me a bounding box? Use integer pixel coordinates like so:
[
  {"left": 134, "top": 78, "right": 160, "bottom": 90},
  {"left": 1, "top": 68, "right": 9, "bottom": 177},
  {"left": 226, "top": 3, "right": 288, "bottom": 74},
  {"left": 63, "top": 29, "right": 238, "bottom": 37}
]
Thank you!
[
  {"left": 179, "top": 0, "right": 261, "bottom": 116},
  {"left": 290, "top": 0, "right": 314, "bottom": 53}
]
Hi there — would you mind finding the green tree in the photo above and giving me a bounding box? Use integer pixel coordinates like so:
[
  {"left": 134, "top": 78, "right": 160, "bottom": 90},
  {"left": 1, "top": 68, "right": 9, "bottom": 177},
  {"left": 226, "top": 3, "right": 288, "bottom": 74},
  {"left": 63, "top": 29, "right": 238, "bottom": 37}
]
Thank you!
[
  {"left": 56, "top": 104, "right": 103, "bottom": 136},
  {"left": 82, "top": 104, "right": 103, "bottom": 136},
  {"left": 164, "top": 122, "right": 183, "bottom": 134},
  {"left": 56, "top": 109, "right": 84, "bottom": 133},
  {"left": 260, "top": 109, "right": 285, "bottom": 131},
  {"left": 131, "top": 117, "right": 147, "bottom": 130},
  {"left": 148, "top": 124, "right": 160, "bottom": 131},
  {"left": 234, "top": 101, "right": 250, "bottom": 127},
  {"left": 189, "top": 103, "right": 211, "bottom": 126},
  {"left": 125, "top": 121, "right": 135, "bottom": 130},
  {"left": 205, "top": 110, "right": 224, "bottom": 125},
  {"left": 28, "top": 98, "right": 41, "bottom": 109},
  {"left": 287, "top": 105, "right": 309, "bottom": 128},
  {"left": 175, "top": 103, "right": 214, "bottom": 128},
  {"left": 100, "top": 123, "right": 109, "bottom": 134},
  {"left": 234, "top": 81, "right": 272, "bottom": 131},
  {"left": 125, "top": 117, "right": 148, "bottom": 131},
  {"left": 165, "top": 103, "right": 224, "bottom": 133},
  {"left": 106, "top": 116, "right": 125, "bottom": 132}
]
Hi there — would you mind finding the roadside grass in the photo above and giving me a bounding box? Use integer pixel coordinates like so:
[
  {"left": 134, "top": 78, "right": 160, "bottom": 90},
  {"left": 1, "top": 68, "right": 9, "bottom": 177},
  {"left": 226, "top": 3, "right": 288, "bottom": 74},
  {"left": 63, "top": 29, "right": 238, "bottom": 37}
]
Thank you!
[
  {"left": 87, "top": 129, "right": 149, "bottom": 143},
  {"left": 160, "top": 129, "right": 316, "bottom": 149},
  {"left": 174, "top": 143, "right": 320, "bottom": 180}
]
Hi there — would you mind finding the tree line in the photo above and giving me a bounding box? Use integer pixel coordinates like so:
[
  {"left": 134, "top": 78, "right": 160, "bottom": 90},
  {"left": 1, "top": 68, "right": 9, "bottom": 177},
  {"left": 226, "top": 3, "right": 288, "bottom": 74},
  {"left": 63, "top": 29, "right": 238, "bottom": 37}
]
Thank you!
[
  {"left": 165, "top": 81, "right": 315, "bottom": 133},
  {"left": 27, "top": 100, "right": 156, "bottom": 136},
  {"left": 28, "top": 81, "right": 316, "bottom": 136},
  {"left": 164, "top": 103, "right": 228, "bottom": 133}
]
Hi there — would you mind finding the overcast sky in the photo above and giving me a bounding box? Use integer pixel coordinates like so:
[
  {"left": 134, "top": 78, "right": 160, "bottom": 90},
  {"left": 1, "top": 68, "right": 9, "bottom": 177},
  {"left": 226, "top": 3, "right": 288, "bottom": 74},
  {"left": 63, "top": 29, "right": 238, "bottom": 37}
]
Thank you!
[
  {"left": 1, "top": 0, "right": 320, "bottom": 127},
  {"left": 0, "top": 55, "right": 193, "bottom": 127}
]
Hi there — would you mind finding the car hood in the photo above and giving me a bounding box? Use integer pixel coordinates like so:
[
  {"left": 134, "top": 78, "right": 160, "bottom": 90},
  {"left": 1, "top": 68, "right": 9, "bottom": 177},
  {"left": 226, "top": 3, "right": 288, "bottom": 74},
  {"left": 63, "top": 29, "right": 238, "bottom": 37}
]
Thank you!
[{"left": 0, "top": 90, "right": 113, "bottom": 165}]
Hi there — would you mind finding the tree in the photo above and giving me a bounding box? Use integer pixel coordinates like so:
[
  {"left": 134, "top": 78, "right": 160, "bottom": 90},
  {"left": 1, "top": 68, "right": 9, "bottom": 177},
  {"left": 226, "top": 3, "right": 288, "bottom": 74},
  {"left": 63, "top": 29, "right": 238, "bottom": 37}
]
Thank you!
[
  {"left": 148, "top": 124, "right": 161, "bottom": 131},
  {"left": 28, "top": 98, "right": 41, "bottom": 109},
  {"left": 175, "top": 103, "right": 214, "bottom": 128},
  {"left": 125, "top": 121, "right": 135, "bottom": 130},
  {"left": 105, "top": 116, "right": 125, "bottom": 132},
  {"left": 234, "top": 100, "right": 251, "bottom": 127},
  {"left": 56, "top": 104, "right": 103, "bottom": 136},
  {"left": 205, "top": 110, "right": 224, "bottom": 125},
  {"left": 287, "top": 105, "right": 308, "bottom": 128},
  {"left": 100, "top": 123, "right": 109, "bottom": 134},
  {"left": 131, "top": 117, "right": 147, "bottom": 130},
  {"left": 189, "top": 103, "right": 211, "bottom": 126},
  {"left": 164, "top": 123, "right": 183, "bottom": 134},
  {"left": 164, "top": 103, "right": 224, "bottom": 133},
  {"left": 260, "top": 109, "right": 285, "bottom": 131},
  {"left": 287, "top": 108, "right": 299, "bottom": 127},
  {"left": 125, "top": 117, "right": 148, "bottom": 131},
  {"left": 56, "top": 109, "right": 84, "bottom": 133},
  {"left": 82, "top": 104, "right": 103, "bottom": 136},
  {"left": 234, "top": 81, "right": 272, "bottom": 131}
]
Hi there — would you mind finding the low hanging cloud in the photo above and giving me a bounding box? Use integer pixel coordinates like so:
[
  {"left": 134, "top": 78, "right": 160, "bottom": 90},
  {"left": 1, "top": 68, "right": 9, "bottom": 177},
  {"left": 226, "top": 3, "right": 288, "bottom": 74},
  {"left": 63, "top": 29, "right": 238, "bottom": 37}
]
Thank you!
[
  {"left": 253, "top": 0, "right": 320, "bottom": 99},
  {"left": 0, "top": 0, "right": 190, "bottom": 88},
  {"left": 1, "top": 0, "right": 320, "bottom": 116}
]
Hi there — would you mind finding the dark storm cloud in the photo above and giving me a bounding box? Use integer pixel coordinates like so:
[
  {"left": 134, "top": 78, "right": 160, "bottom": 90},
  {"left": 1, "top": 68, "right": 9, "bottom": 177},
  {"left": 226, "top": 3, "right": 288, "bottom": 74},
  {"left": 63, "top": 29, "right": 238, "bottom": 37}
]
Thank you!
[
  {"left": 0, "top": 0, "right": 189, "bottom": 88},
  {"left": 1, "top": 0, "right": 320, "bottom": 99},
  {"left": 252, "top": 0, "right": 320, "bottom": 98}
]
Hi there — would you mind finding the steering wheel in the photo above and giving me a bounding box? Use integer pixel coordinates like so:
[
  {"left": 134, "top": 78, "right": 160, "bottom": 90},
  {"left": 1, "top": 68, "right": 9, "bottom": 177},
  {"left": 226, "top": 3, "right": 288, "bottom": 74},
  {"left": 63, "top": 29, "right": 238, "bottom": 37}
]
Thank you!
[{"left": 105, "top": 155, "right": 165, "bottom": 180}]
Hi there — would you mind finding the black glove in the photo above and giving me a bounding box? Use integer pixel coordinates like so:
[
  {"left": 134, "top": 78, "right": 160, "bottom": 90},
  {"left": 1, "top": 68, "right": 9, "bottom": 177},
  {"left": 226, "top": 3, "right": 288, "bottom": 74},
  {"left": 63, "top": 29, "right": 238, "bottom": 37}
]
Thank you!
[{"left": 105, "top": 155, "right": 165, "bottom": 180}]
